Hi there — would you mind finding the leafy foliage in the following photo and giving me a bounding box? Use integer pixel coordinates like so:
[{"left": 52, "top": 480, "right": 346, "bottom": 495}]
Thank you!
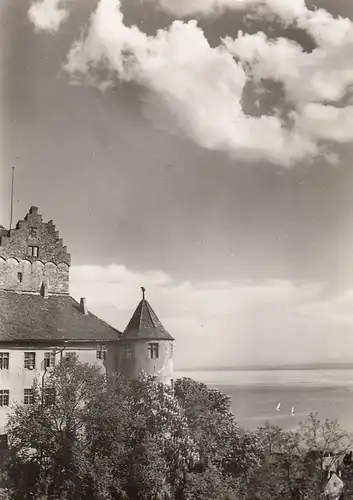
[{"left": 3, "top": 359, "right": 353, "bottom": 500}]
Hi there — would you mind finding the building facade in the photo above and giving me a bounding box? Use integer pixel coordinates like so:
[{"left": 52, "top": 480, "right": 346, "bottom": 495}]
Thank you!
[{"left": 0, "top": 206, "right": 174, "bottom": 434}]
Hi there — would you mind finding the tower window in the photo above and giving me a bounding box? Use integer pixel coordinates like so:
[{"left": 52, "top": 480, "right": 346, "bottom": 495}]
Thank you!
[
  {"left": 0, "top": 353, "right": 9, "bottom": 370},
  {"left": 0, "top": 390, "right": 9, "bottom": 407},
  {"left": 148, "top": 343, "right": 159, "bottom": 359},
  {"left": 96, "top": 344, "right": 107, "bottom": 360},
  {"left": 17, "top": 272, "right": 23, "bottom": 282},
  {"left": 24, "top": 352, "right": 36, "bottom": 369},
  {"left": 24, "top": 389, "right": 34, "bottom": 405},
  {"left": 27, "top": 246, "right": 39, "bottom": 258},
  {"left": 170, "top": 343, "right": 173, "bottom": 357},
  {"left": 124, "top": 343, "right": 132, "bottom": 360}
]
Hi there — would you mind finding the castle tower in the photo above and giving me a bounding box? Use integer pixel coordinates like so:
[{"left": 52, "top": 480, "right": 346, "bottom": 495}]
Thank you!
[
  {"left": 117, "top": 287, "right": 174, "bottom": 384},
  {"left": 0, "top": 206, "right": 121, "bottom": 434},
  {"left": 0, "top": 206, "right": 71, "bottom": 295}
]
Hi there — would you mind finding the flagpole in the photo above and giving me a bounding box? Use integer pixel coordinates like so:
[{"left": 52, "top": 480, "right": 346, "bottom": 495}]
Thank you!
[{"left": 9, "top": 166, "right": 15, "bottom": 231}]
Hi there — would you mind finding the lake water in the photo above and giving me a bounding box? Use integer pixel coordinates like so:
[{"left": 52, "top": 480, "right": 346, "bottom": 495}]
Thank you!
[{"left": 174, "top": 369, "right": 353, "bottom": 432}]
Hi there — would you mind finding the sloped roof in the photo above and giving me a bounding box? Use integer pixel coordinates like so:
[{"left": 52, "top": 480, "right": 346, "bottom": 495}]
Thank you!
[
  {"left": 122, "top": 299, "right": 174, "bottom": 341},
  {"left": 0, "top": 291, "right": 121, "bottom": 342}
]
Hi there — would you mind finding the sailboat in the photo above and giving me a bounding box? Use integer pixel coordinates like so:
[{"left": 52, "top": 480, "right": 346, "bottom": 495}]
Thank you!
[
  {"left": 291, "top": 407, "right": 295, "bottom": 416},
  {"left": 276, "top": 402, "right": 281, "bottom": 411}
]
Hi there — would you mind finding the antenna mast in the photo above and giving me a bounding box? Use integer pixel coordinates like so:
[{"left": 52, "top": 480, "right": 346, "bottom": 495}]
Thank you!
[{"left": 9, "top": 166, "right": 15, "bottom": 231}]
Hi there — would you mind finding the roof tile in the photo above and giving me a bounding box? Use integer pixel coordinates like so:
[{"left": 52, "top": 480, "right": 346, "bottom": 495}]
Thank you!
[
  {"left": 0, "top": 291, "right": 121, "bottom": 342},
  {"left": 122, "top": 299, "right": 174, "bottom": 341}
]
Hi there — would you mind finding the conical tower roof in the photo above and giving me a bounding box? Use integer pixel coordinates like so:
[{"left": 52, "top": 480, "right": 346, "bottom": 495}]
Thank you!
[{"left": 122, "top": 288, "right": 174, "bottom": 341}]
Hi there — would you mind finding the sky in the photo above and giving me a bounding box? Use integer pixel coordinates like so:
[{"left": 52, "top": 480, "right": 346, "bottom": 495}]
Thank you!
[{"left": 2, "top": 0, "right": 353, "bottom": 369}]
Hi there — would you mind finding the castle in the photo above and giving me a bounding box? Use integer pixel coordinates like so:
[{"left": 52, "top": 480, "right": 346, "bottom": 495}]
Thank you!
[{"left": 0, "top": 206, "right": 174, "bottom": 434}]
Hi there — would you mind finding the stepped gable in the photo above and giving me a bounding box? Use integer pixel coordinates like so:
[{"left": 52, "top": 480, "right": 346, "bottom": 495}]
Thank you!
[
  {"left": 0, "top": 291, "right": 121, "bottom": 342},
  {"left": 0, "top": 206, "right": 71, "bottom": 265},
  {"left": 122, "top": 290, "right": 174, "bottom": 341}
]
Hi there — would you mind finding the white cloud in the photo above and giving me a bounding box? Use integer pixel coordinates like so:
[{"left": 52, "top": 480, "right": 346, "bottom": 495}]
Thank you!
[
  {"left": 28, "top": 0, "right": 353, "bottom": 165},
  {"left": 298, "top": 7, "right": 353, "bottom": 48},
  {"left": 63, "top": 0, "right": 318, "bottom": 166},
  {"left": 297, "top": 104, "right": 353, "bottom": 142},
  {"left": 151, "top": 0, "right": 351, "bottom": 42},
  {"left": 149, "top": 0, "right": 308, "bottom": 21},
  {"left": 28, "top": 0, "right": 70, "bottom": 32},
  {"left": 225, "top": 31, "right": 353, "bottom": 105},
  {"left": 70, "top": 263, "right": 353, "bottom": 369}
]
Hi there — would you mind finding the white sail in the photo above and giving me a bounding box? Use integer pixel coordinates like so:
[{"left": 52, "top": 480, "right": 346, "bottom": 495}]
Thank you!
[
  {"left": 291, "top": 407, "right": 295, "bottom": 415},
  {"left": 276, "top": 402, "right": 281, "bottom": 411}
]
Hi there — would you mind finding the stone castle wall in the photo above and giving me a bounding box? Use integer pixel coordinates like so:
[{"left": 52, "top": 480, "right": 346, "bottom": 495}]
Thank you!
[
  {"left": 0, "top": 258, "right": 69, "bottom": 294},
  {"left": 0, "top": 207, "right": 70, "bottom": 294}
]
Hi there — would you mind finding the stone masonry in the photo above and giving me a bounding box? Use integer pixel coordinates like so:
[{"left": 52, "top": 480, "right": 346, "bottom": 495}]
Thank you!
[{"left": 0, "top": 207, "right": 71, "bottom": 294}]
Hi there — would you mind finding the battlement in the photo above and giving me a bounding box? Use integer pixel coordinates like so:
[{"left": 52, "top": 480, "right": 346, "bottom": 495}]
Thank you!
[{"left": 0, "top": 207, "right": 70, "bottom": 294}]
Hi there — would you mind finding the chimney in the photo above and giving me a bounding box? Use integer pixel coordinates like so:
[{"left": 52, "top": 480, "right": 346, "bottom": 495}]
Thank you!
[
  {"left": 80, "top": 297, "right": 88, "bottom": 315},
  {"left": 40, "top": 282, "right": 48, "bottom": 298}
]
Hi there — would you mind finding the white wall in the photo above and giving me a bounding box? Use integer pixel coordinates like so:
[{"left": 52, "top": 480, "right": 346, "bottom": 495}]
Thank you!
[{"left": 0, "top": 345, "right": 108, "bottom": 434}]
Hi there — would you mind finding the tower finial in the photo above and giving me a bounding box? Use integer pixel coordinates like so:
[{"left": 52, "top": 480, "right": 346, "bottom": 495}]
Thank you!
[{"left": 141, "top": 286, "right": 146, "bottom": 300}]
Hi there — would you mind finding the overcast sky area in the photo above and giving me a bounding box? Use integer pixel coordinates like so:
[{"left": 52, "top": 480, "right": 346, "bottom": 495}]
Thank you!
[{"left": 2, "top": 0, "right": 353, "bottom": 369}]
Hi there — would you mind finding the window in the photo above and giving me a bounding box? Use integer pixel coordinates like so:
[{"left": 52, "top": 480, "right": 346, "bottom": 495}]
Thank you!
[
  {"left": 0, "top": 390, "right": 9, "bottom": 407},
  {"left": 27, "top": 245, "right": 39, "bottom": 258},
  {"left": 29, "top": 227, "right": 38, "bottom": 238},
  {"left": 0, "top": 353, "right": 9, "bottom": 370},
  {"left": 17, "top": 272, "right": 23, "bottom": 283},
  {"left": 170, "top": 343, "right": 173, "bottom": 357},
  {"left": 124, "top": 343, "right": 132, "bottom": 360},
  {"left": 24, "top": 389, "right": 34, "bottom": 405},
  {"left": 96, "top": 344, "right": 107, "bottom": 361},
  {"left": 43, "top": 352, "right": 56, "bottom": 369},
  {"left": 148, "top": 343, "right": 159, "bottom": 359},
  {"left": 24, "top": 352, "right": 36, "bottom": 369}
]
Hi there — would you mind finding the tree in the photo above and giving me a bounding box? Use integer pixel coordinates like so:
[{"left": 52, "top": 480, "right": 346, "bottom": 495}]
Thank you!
[
  {"left": 183, "top": 465, "right": 238, "bottom": 500},
  {"left": 66, "top": 371, "right": 198, "bottom": 500},
  {"left": 124, "top": 373, "right": 197, "bottom": 499},
  {"left": 5, "top": 362, "right": 352, "bottom": 500},
  {"left": 173, "top": 378, "right": 259, "bottom": 476},
  {"left": 299, "top": 412, "right": 353, "bottom": 499},
  {"left": 5, "top": 355, "right": 106, "bottom": 499},
  {"left": 239, "top": 415, "right": 353, "bottom": 500}
]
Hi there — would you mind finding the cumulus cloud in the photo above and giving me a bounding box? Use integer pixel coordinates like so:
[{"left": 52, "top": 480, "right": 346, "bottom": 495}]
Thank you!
[
  {"left": 63, "top": 0, "right": 319, "bottom": 166},
  {"left": 151, "top": 0, "right": 352, "bottom": 42},
  {"left": 28, "top": 0, "right": 353, "bottom": 165},
  {"left": 149, "top": 0, "right": 308, "bottom": 20},
  {"left": 28, "top": 0, "right": 70, "bottom": 32},
  {"left": 297, "top": 104, "right": 353, "bottom": 142},
  {"left": 225, "top": 32, "right": 353, "bottom": 105},
  {"left": 70, "top": 263, "right": 353, "bottom": 369}
]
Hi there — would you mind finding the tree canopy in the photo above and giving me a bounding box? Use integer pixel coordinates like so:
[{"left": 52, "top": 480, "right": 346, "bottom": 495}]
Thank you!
[{"left": 3, "top": 357, "right": 352, "bottom": 500}]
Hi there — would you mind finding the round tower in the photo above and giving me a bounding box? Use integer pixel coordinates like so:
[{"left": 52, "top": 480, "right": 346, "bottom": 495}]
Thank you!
[{"left": 116, "top": 287, "right": 174, "bottom": 385}]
